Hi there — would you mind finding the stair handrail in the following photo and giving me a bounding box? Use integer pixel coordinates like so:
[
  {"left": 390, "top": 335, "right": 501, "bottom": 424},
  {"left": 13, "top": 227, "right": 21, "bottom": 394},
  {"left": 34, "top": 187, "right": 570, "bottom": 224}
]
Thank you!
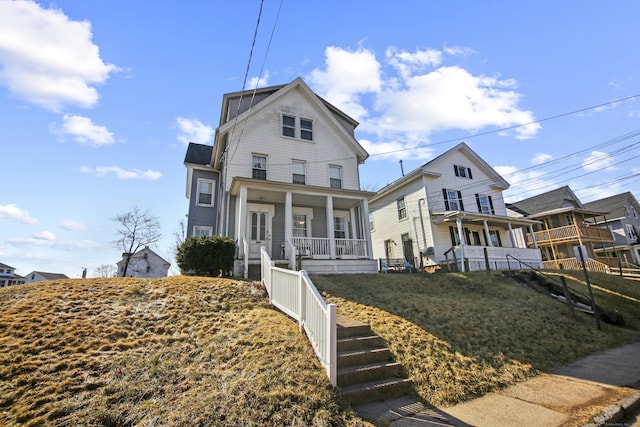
[{"left": 260, "top": 246, "right": 337, "bottom": 386}]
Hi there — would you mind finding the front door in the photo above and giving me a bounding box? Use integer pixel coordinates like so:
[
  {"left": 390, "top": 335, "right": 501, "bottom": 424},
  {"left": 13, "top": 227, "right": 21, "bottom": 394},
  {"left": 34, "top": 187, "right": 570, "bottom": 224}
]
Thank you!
[
  {"left": 401, "top": 233, "right": 414, "bottom": 267},
  {"left": 247, "top": 204, "right": 273, "bottom": 258}
]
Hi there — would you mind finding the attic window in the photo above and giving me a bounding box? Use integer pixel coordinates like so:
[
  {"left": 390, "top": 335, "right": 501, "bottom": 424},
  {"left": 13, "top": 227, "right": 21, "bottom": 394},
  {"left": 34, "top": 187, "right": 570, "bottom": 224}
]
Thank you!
[
  {"left": 300, "top": 119, "right": 313, "bottom": 141},
  {"left": 454, "top": 165, "right": 473, "bottom": 179},
  {"left": 282, "top": 115, "right": 295, "bottom": 137}
]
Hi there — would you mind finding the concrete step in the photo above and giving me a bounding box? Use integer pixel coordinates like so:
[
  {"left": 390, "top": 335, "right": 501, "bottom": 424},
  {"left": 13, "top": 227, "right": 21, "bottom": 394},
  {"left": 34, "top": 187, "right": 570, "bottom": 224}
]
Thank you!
[
  {"left": 337, "top": 335, "right": 387, "bottom": 352},
  {"left": 337, "top": 323, "right": 372, "bottom": 339},
  {"left": 337, "top": 361, "right": 403, "bottom": 387},
  {"left": 338, "top": 347, "right": 393, "bottom": 369},
  {"left": 340, "top": 377, "right": 413, "bottom": 406}
]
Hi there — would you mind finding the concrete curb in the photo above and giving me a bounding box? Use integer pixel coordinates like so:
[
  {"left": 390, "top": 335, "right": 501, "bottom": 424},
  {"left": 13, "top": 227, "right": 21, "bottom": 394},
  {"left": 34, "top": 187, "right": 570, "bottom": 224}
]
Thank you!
[{"left": 585, "top": 391, "right": 640, "bottom": 427}]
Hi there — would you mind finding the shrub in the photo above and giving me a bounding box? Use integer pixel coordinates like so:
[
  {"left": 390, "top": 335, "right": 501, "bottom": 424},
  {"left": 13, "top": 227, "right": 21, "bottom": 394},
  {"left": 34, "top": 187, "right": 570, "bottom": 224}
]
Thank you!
[{"left": 177, "top": 236, "right": 235, "bottom": 276}]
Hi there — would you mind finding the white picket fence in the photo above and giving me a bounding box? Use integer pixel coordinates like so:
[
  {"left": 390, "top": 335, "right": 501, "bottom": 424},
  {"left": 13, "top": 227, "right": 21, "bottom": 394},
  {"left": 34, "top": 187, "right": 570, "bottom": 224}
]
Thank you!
[{"left": 260, "top": 247, "right": 337, "bottom": 386}]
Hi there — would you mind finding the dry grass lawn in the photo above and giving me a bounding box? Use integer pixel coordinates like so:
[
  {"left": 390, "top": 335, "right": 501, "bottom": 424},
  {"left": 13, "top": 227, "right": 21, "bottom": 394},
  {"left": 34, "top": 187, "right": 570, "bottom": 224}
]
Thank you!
[
  {"left": 312, "top": 271, "right": 640, "bottom": 407},
  {"left": 0, "top": 277, "right": 366, "bottom": 427}
]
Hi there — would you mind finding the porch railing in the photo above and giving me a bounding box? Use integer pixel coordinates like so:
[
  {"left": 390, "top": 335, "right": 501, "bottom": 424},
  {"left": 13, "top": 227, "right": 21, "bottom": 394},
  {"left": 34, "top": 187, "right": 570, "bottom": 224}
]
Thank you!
[
  {"left": 542, "top": 257, "right": 612, "bottom": 274},
  {"left": 260, "top": 247, "right": 337, "bottom": 386},
  {"left": 291, "top": 237, "right": 368, "bottom": 259},
  {"left": 526, "top": 224, "right": 613, "bottom": 246},
  {"left": 443, "top": 245, "right": 542, "bottom": 272}
]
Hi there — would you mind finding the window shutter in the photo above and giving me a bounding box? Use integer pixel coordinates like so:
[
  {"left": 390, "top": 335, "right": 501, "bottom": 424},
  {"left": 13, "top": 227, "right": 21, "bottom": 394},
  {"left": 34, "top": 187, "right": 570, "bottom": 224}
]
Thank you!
[
  {"left": 449, "top": 226, "right": 457, "bottom": 246},
  {"left": 457, "top": 191, "right": 464, "bottom": 211},
  {"left": 454, "top": 165, "right": 459, "bottom": 176},
  {"left": 475, "top": 194, "right": 481, "bottom": 212},
  {"left": 464, "top": 228, "right": 471, "bottom": 245},
  {"left": 443, "top": 189, "right": 450, "bottom": 210},
  {"left": 488, "top": 195, "right": 494, "bottom": 214},
  {"left": 496, "top": 231, "right": 502, "bottom": 246},
  {"left": 468, "top": 168, "right": 473, "bottom": 179}
]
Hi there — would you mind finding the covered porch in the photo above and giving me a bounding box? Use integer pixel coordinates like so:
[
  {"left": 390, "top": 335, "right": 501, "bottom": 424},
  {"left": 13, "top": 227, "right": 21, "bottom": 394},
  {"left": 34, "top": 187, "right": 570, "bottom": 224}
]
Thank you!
[
  {"left": 432, "top": 211, "right": 543, "bottom": 272},
  {"left": 228, "top": 178, "right": 376, "bottom": 276}
]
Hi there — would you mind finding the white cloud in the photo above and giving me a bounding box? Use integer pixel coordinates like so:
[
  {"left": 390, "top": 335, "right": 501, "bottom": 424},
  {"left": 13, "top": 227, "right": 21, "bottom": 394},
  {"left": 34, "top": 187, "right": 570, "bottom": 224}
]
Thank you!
[
  {"left": 60, "top": 219, "right": 88, "bottom": 231},
  {"left": 33, "top": 230, "right": 56, "bottom": 241},
  {"left": 80, "top": 166, "right": 162, "bottom": 180},
  {"left": 52, "top": 115, "right": 115, "bottom": 146},
  {"left": 532, "top": 152, "right": 553, "bottom": 165},
  {"left": 0, "top": 1, "right": 118, "bottom": 111},
  {"left": 248, "top": 70, "right": 269, "bottom": 89},
  {"left": 175, "top": 117, "right": 214, "bottom": 145},
  {"left": 307, "top": 46, "right": 382, "bottom": 122},
  {"left": 7, "top": 237, "right": 99, "bottom": 250},
  {"left": 0, "top": 204, "right": 38, "bottom": 225},
  {"left": 582, "top": 150, "right": 616, "bottom": 172},
  {"left": 307, "top": 46, "right": 540, "bottom": 159}
]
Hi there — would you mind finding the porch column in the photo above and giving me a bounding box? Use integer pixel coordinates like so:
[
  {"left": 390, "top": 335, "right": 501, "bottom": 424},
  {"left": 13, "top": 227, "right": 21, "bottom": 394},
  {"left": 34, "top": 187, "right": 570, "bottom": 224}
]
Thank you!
[
  {"left": 349, "top": 207, "right": 357, "bottom": 240},
  {"left": 362, "top": 199, "right": 373, "bottom": 259},
  {"left": 236, "top": 186, "right": 248, "bottom": 258},
  {"left": 285, "top": 191, "right": 292, "bottom": 259},
  {"left": 528, "top": 226, "right": 539, "bottom": 248},
  {"left": 507, "top": 223, "right": 516, "bottom": 247},
  {"left": 326, "top": 196, "right": 336, "bottom": 258},
  {"left": 484, "top": 220, "right": 493, "bottom": 247},
  {"left": 457, "top": 218, "right": 465, "bottom": 272}
]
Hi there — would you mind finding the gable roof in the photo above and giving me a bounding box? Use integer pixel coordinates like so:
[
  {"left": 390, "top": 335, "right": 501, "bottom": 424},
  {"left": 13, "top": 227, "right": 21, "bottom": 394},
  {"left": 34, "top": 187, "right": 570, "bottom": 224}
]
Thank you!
[
  {"left": 508, "top": 186, "right": 585, "bottom": 216},
  {"left": 0, "top": 262, "right": 15, "bottom": 269},
  {"left": 118, "top": 246, "right": 170, "bottom": 266},
  {"left": 370, "top": 142, "right": 509, "bottom": 202},
  {"left": 28, "top": 271, "right": 69, "bottom": 280},
  {"left": 584, "top": 191, "right": 640, "bottom": 220},
  {"left": 212, "top": 77, "right": 368, "bottom": 169}
]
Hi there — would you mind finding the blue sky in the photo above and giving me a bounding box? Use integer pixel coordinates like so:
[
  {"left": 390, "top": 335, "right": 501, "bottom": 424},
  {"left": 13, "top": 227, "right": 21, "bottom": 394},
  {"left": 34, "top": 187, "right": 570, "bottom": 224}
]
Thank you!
[{"left": 2, "top": 1, "right": 640, "bottom": 278}]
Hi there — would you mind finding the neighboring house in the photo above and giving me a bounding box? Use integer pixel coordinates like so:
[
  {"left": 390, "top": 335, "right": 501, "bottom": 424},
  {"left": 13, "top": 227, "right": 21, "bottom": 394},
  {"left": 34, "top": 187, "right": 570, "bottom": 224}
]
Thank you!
[
  {"left": 508, "top": 186, "right": 615, "bottom": 272},
  {"left": 24, "top": 271, "right": 69, "bottom": 283},
  {"left": 584, "top": 191, "right": 640, "bottom": 268},
  {"left": 116, "top": 246, "right": 171, "bottom": 278},
  {"left": 0, "top": 263, "right": 26, "bottom": 286},
  {"left": 368, "top": 142, "right": 542, "bottom": 272},
  {"left": 184, "top": 77, "right": 377, "bottom": 276}
]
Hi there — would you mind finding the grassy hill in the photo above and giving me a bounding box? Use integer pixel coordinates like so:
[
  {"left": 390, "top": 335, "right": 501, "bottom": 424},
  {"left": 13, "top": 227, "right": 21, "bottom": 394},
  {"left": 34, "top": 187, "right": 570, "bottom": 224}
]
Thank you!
[
  {"left": 1, "top": 271, "right": 638, "bottom": 426},
  {"left": 0, "top": 277, "right": 364, "bottom": 426}
]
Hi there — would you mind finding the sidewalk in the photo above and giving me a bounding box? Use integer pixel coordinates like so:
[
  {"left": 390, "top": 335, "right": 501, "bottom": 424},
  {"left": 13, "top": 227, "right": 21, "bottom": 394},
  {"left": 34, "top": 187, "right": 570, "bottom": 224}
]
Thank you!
[{"left": 354, "top": 342, "right": 640, "bottom": 427}]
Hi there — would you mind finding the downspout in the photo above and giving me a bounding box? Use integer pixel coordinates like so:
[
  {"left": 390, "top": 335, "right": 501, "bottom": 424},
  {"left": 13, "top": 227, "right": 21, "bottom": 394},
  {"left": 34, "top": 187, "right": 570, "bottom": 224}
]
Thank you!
[{"left": 418, "top": 198, "right": 428, "bottom": 249}]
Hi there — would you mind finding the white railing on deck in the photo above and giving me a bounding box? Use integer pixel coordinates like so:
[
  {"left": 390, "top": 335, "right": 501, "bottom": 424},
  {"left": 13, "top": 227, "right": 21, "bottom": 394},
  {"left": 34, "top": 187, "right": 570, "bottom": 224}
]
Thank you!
[
  {"left": 335, "top": 238, "right": 368, "bottom": 257},
  {"left": 292, "top": 237, "right": 330, "bottom": 257},
  {"left": 260, "top": 247, "right": 337, "bottom": 386}
]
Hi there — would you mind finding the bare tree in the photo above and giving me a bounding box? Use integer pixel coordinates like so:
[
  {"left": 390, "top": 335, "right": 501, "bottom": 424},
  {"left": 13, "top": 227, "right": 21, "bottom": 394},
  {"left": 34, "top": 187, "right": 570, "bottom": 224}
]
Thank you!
[
  {"left": 95, "top": 264, "right": 117, "bottom": 278},
  {"left": 112, "top": 206, "right": 161, "bottom": 277},
  {"left": 169, "top": 218, "right": 187, "bottom": 275}
]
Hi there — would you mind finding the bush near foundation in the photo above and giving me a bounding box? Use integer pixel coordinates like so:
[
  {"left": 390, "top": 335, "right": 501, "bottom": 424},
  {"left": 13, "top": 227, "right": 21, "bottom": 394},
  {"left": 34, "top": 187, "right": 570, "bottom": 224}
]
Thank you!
[{"left": 177, "top": 235, "right": 235, "bottom": 276}]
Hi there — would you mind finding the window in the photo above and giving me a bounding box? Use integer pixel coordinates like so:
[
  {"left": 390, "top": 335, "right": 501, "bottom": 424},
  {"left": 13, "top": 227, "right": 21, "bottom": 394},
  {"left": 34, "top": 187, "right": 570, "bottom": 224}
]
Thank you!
[
  {"left": 443, "top": 189, "right": 464, "bottom": 211},
  {"left": 329, "top": 165, "right": 342, "bottom": 189},
  {"left": 292, "top": 160, "right": 306, "bottom": 184},
  {"left": 626, "top": 224, "right": 638, "bottom": 240},
  {"left": 454, "top": 165, "right": 473, "bottom": 179},
  {"left": 293, "top": 214, "right": 309, "bottom": 237},
  {"left": 489, "top": 230, "right": 503, "bottom": 247},
  {"left": 384, "top": 239, "right": 394, "bottom": 259},
  {"left": 626, "top": 205, "right": 638, "bottom": 218},
  {"left": 369, "top": 212, "right": 374, "bottom": 231},
  {"left": 252, "top": 155, "right": 267, "bottom": 180},
  {"left": 194, "top": 226, "right": 213, "bottom": 237},
  {"left": 449, "top": 226, "right": 461, "bottom": 246},
  {"left": 475, "top": 194, "right": 494, "bottom": 214},
  {"left": 334, "top": 216, "right": 347, "bottom": 239},
  {"left": 196, "top": 179, "right": 215, "bottom": 206},
  {"left": 300, "top": 119, "right": 313, "bottom": 141},
  {"left": 397, "top": 197, "right": 407, "bottom": 220},
  {"left": 282, "top": 115, "right": 295, "bottom": 137}
]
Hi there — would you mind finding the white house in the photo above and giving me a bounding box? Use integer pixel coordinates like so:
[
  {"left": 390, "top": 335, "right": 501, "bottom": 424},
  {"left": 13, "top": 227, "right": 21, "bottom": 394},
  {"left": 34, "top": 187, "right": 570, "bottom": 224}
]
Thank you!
[
  {"left": 184, "top": 77, "right": 377, "bottom": 276},
  {"left": 0, "top": 263, "right": 26, "bottom": 286},
  {"left": 369, "top": 142, "right": 542, "bottom": 272},
  {"left": 24, "top": 271, "right": 69, "bottom": 283},
  {"left": 116, "top": 246, "right": 170, "bottom": 278}
]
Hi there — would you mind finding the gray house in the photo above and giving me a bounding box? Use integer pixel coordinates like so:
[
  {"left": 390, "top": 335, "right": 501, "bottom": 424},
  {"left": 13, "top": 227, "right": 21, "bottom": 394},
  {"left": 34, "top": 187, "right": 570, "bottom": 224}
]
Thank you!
[
  {"left": 24, "top": 271, "right": 69, "bottom": 283},
  {"left": 584, "top": 191, "right": 640, "bottom": 268},
  {"left": 0, "top": 263, "right": 25, "bottom": 286}
]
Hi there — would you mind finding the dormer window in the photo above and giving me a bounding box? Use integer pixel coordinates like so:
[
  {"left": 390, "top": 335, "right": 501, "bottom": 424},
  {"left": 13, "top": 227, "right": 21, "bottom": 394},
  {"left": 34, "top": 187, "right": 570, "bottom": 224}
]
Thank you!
[{"left": 454, "top": 165, "right": 473, "bottom": 179}]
